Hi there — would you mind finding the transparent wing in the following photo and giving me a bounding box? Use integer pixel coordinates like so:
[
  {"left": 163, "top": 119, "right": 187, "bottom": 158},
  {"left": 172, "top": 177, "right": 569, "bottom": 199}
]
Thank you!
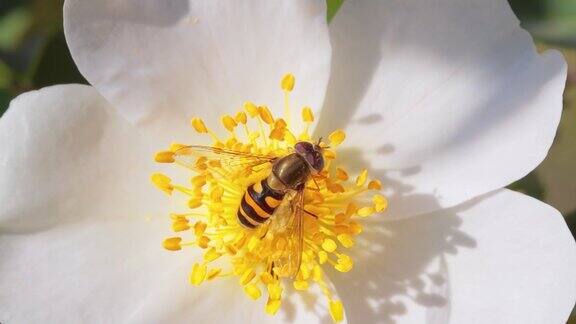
[
  {"left": 266, "top": 189, "right": 304, "bottom": 278},
  {"left": 173, "top": 145, "right": 276, "bottom": 170}
]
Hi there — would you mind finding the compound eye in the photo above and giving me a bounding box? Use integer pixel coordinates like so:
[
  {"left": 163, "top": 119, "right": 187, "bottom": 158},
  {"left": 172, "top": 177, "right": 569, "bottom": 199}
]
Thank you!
[
  {"left": 312, "top": 151, "right": 324, "bottom": 172},
  {"left": 294, "top": 141, "right": 313, "bottom": 155}
]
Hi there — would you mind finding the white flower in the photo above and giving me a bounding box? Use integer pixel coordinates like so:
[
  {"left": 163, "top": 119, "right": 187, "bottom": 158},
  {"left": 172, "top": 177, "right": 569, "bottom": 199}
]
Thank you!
[{"left": 1, "top": 0, "right": 575, "bottom": 323}]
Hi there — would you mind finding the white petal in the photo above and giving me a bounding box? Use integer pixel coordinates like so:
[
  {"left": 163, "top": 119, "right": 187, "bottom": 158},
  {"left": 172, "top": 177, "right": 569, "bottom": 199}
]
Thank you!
[
  {"left": 64, "top": 0, "right": 332, "bottom": 142},
  {"left": 317, "top": 0, "right": 567, "bottom": 218},
  {"left": 1, "top": 217, "right": 340, "bottom": 323},
  {"left": 331, "top": 189, "right": 576, "bottom": 324},
  {"left": 0, "top": 85, "right": 342, "bottom": 322},
  {"left": 0, "top": 85, "right": 161, "bottom": 232},
  {"left": 130, "top": 275, "right": 345, "bottom": 324}
]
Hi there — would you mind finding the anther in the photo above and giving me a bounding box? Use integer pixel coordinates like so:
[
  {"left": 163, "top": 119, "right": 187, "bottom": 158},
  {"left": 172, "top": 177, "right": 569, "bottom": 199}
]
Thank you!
[
  {"left": 191, "top": 117, "right": 209, "bottom": 133},
  {"left": 328, "top": 129, "right": 346, "bottom": 146},
  {"left": 163, "top": 237, "right": 183, "bottom": 251},
  {"left": 258, "top": 106, "right": 274, "bottom": 125},
  {"left": 244, "top": 284, "right": 262, "bottom": 300},
  {"left": 302, "top": 107, "right": 314, "bottom": 122},
  {"left": 244, "top": 101, "right": 259, "bottom": 117},
  {"left": 356, "top": 169, "right": 368, "bottom": 186},
  {"left": 222, "top": 115, "right": 238, "bottom": 132},
  {"left": 329, "top": 300, "right": 344, "bottom": 322},
  {"left": 154, "top": 151, "right": 175, "bottom": 163},
  {"left": 281, "top": 73, "right": 295, "bottom": 92},
  {"left": 373, "top": 194, "right": 388, "bottom": 212},
  {"left": 151, "top": 173, "right": 174, "bottom": 195},
  {"left": 190, "top": 263, "right": 207, "bottom": 286}
]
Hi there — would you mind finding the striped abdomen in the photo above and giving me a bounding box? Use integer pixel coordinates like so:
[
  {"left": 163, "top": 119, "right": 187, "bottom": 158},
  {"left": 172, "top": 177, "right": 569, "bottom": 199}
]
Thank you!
[{"left": 237, "top": 179, "right": 284, "bottom": 229}]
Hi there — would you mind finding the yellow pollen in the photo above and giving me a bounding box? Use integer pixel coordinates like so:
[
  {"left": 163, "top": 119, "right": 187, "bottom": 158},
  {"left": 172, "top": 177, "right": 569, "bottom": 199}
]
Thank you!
[
  {"left": 356, "top": 169, "right": 368, "bottom": 187},
  {"left": 188, "top": 197, "right": 202, "bottom": 209},
  {"left": 356, "top": 206, "right": 375, "bottom": 217},
  {"left": 163, "top": 237, "right": 182, "bottom": 251},
  {"left": 194, "top": 222, "right": 207, "bottom": 236},
  {"left": 204, "top": 248, "right": 222, "bottom": 262},
  {"left": 335, "top": 254, "right": 353, "bottom": 273},
  {"left": 329, "top": 300, "right": 344, "bottom": 322},
  {"left": 191, "top": 118, "right": 209, "bottom": 133},
  {"left": 244, "top": 101, "right": 259, "bottom": 117},
  {"left": 197, "top": 235, "right": 210, "bottom": 249},
  {"left": 172, "top": 219, "right": 190, "bottom": 232},
  {"left": 322, "top": 238, "right": 337, "bottom": 253},
  {"left": 190, "top": 263, "right": 207, "bottom": 286},
  {"left": 329, "top": 129, "right": 346, "bottom": 146},
  {"left": 266, "top": 298, "right": 282, "bottom": 315},
  {"left": 207, "top": 268, "right": 222, "bottom": 281},
  {"left": 337, "top": 234, "right": 354, "bottom": 248},
  {"left": 281, "top": 73, "right": 296, "bottom": 92},
  {"left": 239, "top": 269, "right": 256, "bottom": 286},
  {"left": 235, "top": 111, "right": 247, "bottom": 124},
  {"left": 191, "top": 175, "right": 206, "bottom": 188},
  {"left": 222, "top": 115, "right": 238, "bottom": 132},
  {"left": 258, "top": 106, "right": 274, "bottom": 125},
  {"left": 151, "top": 173, "right": 173, "bottom": 195},
  {"left": 154, "top": 151, "right": 175, "bottom": 163},
  {"left": 374, "top": 194, "right": 388, "bottom": 212},
  {"left": 335, "top": 168, "right": 349, "bottom": 181},
  {"left": 244, "top": 284, "right": 262, "bottom": 300},
  {"left": 267, "top": 283, "right": 283, "bottom": 300},
  {"left": 368, "top": 179, "right": 382, "bottom": 190},
  {"left": 302, "top": 107, "right": 314, "bottom": 122},
  {"left": 153, "top": 74, "right": 387, "bottom": 323}
]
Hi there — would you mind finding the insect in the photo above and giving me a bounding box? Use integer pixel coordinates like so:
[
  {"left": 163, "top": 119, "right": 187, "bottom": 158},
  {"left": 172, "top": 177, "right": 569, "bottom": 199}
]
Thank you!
[{"left": 173, "top": 140, "right": 326, "bottom": 277}]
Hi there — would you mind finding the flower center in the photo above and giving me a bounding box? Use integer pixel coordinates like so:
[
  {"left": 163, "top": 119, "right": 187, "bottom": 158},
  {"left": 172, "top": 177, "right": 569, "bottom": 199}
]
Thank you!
[{"left": 152, "top": 74, "right": 387, "bottom": 322}]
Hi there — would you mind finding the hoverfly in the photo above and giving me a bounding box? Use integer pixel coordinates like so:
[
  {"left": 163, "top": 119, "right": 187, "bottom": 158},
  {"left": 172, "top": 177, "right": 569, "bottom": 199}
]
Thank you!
[{"left": 172, "top": 140, "right": 326, "bottom": 277}]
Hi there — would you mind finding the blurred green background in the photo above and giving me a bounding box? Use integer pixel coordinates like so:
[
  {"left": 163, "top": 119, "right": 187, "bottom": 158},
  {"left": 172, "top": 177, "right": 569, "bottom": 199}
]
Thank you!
[{"left": 0, "top": 0, "right": 575, "bottom": 321}]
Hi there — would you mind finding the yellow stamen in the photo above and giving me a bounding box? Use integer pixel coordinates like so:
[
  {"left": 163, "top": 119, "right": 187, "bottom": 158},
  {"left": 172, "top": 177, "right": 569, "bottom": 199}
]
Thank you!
[
  {"left": 356, "top": 169, "right": 368, "bottom": 187},
  {"left": 329, "top": 129, "right": 346, "bottom": 146},
  {"left": 356, "top": 206, "right": 375, "bottom": 217},
  {"left": 191, "top": 118, "right": 209, "bottom": 133},
  {"left": 281, "top": 73, "right": 295, "bottom": 92},
  {"left": 163, "top": 237, "right": 182, "bottom": 251},
  {"left": 235, "top": 111, "right": 247, "bottom": 124},
  {"left": 151, "top": 173, "right": 173, "bottom": 195},
  {"left": 322, "top": 238, "right": 337, "bottom": 253},
  {"left": 172, "top": 219, "right": 190, "bottom": 232},
  {"left": 153, "top": 74, "right": 387, "bottom": 323},
  {"left": 368, "top": 179, "right": 382, "bottom": 190},
  {"left": 244, "top": 284, "right": 262, "bottom": 300},
  {"left": 190, "top": 263, "right": 207, "bottom": 286},
  {"left": 204, "top": 248, "right": 222, "bottom": 262},
  {"left": 374, "top": 194, "right": 388, "bottom": 212},
  {"left": 302, "top": 107, "right": 314, "bottom": 122},
  {"left": 258, "top": 106, "right": 274, "bottom": 125},
  {"left": 244, "top": 101, "right": 259, "bottom": 118},
  {"left": 337, "top": 234, "right": 354, "bottom": 248},
  {"left": 266, "top": 298, "right": 282, "bottom": 315},
  {"left": 239, "top": 269, "right": 256, "bottom": 286},
  {"left": 155, "top": 151, "right": 175, "bottom": 163},
  {"left": 335, "top": 168, "right": 349, "bottom": 181},
  {"left": 207, "top": 268, "right": 222, "bottom": 280},
  {"left": 222, "top": 115, "right": 238, "bottom": 132},
  {"left": 329, "top": 300, "right": 344, "bottom": 322}
]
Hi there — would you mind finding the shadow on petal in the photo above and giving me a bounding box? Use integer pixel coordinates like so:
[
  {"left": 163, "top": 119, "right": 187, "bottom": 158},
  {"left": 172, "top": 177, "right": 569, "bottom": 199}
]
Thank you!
[{"left": 330, "top": 193, "right": 489, "bottom": 324}]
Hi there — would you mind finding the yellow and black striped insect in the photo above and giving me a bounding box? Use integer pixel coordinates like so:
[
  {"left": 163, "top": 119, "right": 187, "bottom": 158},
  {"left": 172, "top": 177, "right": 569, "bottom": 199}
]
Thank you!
[{"left": 173, "top": 141, "right": 326, "bottom": 277}]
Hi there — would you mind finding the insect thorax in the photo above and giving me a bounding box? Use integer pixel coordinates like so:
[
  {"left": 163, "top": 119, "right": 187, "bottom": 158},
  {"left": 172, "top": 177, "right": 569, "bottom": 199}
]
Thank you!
[{"left": 271, "top": 153, "right": 311, "bottom": 191}]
